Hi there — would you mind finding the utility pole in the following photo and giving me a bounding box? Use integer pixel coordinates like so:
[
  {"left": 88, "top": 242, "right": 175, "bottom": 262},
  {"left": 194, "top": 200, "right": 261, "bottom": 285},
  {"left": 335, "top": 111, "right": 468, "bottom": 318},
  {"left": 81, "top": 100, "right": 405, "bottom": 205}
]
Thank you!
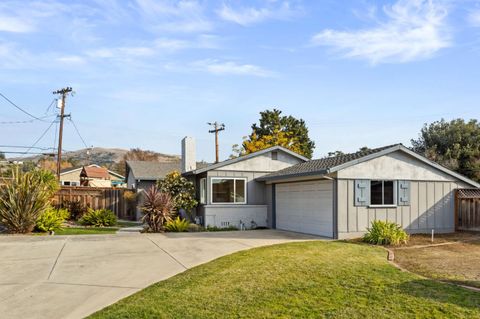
[
  {"left": 53, "top": 87, "right": 73, "bottom": 179},
  {"left": 208, "top": 122, "right": 225, "bottom": 163}
]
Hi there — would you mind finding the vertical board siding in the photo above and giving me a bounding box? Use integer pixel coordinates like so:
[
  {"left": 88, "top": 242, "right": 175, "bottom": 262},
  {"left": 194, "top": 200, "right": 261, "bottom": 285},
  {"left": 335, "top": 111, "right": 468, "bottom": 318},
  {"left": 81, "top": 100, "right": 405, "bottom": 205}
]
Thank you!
[
  {"left": 337, "top": 180, "right": 460, "bottom": 236},
  {"left": 337, "top": 180, "right": 348, "bottom": 232}
]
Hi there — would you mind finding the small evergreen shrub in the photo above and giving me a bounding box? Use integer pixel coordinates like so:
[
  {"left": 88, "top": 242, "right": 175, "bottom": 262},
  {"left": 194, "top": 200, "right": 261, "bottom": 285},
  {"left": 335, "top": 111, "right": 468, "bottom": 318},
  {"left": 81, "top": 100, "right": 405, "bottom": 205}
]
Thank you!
[
  {"left": 79, "top": 209, "right": 117, "bottom": 227},
  {"left": 187, "top": 224, "right": 205, "bottom": 232},
  {"left": 165, "top": 216, "right": 190, "bottom": 232},
  {"left": 63, "top": 200, "right": 87, "bottom": 220},
  {"left": 206, "top": 225, "right": 238, "bottom": 232},
  {"left": 35, "top": 207, "right": 70, "bottom": 233},
  {"left": 363, "top": 220, "right": 408, "bottom": 246}
]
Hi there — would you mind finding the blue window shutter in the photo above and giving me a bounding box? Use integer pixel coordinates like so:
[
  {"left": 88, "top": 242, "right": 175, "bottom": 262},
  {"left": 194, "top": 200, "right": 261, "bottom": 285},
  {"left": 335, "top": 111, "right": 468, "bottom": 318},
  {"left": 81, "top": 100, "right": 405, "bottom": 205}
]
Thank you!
[
  {"left": 398, "top": 180, "right": 410, "bottom": 206},
  {"left": 355, "top": 180, "right": 370, "bottom": 206}
]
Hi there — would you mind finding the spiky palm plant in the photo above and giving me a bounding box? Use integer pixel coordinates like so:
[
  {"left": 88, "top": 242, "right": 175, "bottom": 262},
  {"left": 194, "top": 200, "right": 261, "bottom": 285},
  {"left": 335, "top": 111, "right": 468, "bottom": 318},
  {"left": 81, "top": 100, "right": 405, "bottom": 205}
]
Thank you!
[
  {"left": 0, "top": 167, "right": 59, "bottom": 233},
  {"left": 141, "top": 186, "right": 174, "bottom": 232}
]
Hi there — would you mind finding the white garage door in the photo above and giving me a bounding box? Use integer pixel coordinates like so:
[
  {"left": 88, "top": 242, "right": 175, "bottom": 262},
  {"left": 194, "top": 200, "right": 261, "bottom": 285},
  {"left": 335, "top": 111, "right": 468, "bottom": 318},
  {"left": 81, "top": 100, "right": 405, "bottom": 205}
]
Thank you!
[{"left": 275, "top": 180, "right": 333, "bottom": 237}]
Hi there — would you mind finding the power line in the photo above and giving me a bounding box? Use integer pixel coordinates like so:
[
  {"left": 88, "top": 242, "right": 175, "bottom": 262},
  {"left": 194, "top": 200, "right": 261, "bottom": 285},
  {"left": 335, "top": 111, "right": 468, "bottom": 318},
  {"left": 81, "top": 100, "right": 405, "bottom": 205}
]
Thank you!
[
  {"left": 0, "top": 114, "right": 56, "bottom": 125},
  {"left": 0, "top": 92, "right": 49, "bottom": 122},
  {"left": 23, "top": 118, "right": 58, "bottom": 155},
  {"left": 0, "top": 145, "right": 55, "bottom": 150},
  {"left": 0, "top": 151, "right": 55, "bottom": 156},
  {"left": 68, "top": 117, "right": 89, "bottom": 149}
]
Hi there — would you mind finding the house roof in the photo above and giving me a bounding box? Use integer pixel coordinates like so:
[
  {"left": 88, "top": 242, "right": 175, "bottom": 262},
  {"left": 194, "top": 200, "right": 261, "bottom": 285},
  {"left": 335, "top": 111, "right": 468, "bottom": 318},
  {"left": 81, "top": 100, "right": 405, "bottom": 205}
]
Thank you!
[
  {"left": 81, "top": 166, "right": 110, "bottom": 179},
  {"left": 126, "top": 160, "right": 210, "bottom": 181},
  {"left": 183, "top": 146, "right": 309, "bottom": 175},
  {"left": 258, "top": 144, "right": 480, "bottom": 188},
  {"left": 60, "top": 164, "right": 124, "bottom": 179},
  {"left": 126, "top": 161, "right": 181, "bottom": 181}
]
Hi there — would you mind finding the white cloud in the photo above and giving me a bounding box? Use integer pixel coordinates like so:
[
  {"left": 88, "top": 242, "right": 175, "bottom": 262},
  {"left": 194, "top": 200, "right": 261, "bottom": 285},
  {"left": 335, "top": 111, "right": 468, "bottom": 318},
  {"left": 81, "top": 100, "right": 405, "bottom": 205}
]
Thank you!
[
  {"left": 134, "top": 0, "right": 213, "bottom": 33},
  {"left": 57, "top": 55, "right": 86, "bottom": 64},
  {"left": 311, "top": 0, "right": 451, "bottom": 64},
  {"left": 191, "top": 59, "right": 273, "bottom": 77},
  {"left": 0, "top": 16, "right": 35, "bottom": 32},
  {"left": 217, "top": 1, "right": 302, "bottom": 26},
  {"left": 468, "top": 10, "right": 480, "bottom": 27},
  {"left": 0, "top": 1, "right": 68, "bottom": 33}
]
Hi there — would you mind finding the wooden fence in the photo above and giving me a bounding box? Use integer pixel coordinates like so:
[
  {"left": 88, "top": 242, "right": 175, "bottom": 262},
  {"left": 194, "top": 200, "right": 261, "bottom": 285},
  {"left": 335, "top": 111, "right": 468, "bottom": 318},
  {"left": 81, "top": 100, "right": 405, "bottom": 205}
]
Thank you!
[
  {"left": 456, "top": 189, "right": 480, "bottom": 231},
  {"left": 53, "top": 186, "right": 136, "bottom": 220}
]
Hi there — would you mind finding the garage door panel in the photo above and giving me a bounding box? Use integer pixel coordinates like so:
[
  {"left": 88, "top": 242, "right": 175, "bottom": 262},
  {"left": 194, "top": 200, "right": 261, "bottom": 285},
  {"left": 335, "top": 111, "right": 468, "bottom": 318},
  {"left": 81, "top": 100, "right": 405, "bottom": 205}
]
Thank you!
[{"left": 276, "top": 180, "right": 333, "bottom": 237}]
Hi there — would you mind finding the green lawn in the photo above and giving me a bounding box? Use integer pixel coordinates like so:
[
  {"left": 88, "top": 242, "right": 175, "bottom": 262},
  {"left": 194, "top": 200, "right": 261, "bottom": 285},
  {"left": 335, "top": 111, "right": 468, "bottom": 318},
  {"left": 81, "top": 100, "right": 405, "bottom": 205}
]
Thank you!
[
  {"left": 54, "top": 227, "right": 119, "bottom": 235},
  {"left": 89, "top": 241, "right": 480, "bottom": 319}
]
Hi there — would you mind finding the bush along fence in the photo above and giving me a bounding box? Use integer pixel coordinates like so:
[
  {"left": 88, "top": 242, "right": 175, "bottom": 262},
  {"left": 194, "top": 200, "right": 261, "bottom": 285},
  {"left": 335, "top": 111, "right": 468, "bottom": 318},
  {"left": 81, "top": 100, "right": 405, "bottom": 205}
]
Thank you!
[
  {"left": 52, "top": 186, "right": 136, "bottom": 220},
  {"left": 456, "top": 188, "right": 480, "bottom": 232}
]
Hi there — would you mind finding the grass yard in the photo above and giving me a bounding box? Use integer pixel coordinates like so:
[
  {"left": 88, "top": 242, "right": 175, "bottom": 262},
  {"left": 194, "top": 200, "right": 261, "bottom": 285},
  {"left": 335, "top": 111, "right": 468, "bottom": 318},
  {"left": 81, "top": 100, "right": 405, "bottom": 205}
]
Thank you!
[
  {"left": 394, "top": 233, "right": 480, "bottom": 289},
  {"left": 89, "top": 241, "right": 480, "bottom": 319}
]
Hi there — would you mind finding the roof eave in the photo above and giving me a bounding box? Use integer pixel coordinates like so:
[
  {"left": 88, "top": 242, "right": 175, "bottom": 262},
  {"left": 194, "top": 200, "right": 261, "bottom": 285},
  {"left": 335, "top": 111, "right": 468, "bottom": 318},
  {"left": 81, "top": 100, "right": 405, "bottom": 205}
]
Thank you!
[
  {"left": 257, "top": 169, "right": 329, "bottom": 182},
  {"left": 188, "top": 146, "right": 308, "bottom": 175}
]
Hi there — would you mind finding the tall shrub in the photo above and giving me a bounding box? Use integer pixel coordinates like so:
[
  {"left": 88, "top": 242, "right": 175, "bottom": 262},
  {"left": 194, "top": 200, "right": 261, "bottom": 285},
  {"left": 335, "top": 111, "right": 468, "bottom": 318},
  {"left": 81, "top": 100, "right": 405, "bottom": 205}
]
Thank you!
[
  {"left": 141, "top": 186, "right": 174, "bottom": 232},
  {"left": 363, "top": 220, "right": 408, "bottom": 246},
  {"left": 157, "top": 171, "right": 197, "bottom": 218},
  {"left": 0, "top": 167, "right": 59, "bottom": 233}
]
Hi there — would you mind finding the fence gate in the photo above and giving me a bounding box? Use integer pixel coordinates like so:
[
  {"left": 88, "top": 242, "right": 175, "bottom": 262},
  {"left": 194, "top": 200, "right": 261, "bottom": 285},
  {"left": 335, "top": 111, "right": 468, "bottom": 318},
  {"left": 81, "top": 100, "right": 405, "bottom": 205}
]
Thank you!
[{"left": 456, "top": 189, "right": 480, "bottom": 231}]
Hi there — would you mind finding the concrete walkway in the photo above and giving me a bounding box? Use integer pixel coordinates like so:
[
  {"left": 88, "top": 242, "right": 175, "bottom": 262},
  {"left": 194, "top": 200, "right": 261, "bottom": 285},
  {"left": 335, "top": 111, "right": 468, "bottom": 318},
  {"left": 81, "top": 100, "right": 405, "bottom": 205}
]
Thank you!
[{"left": 0, "top": 230, "right": 319, "bottom": 319}]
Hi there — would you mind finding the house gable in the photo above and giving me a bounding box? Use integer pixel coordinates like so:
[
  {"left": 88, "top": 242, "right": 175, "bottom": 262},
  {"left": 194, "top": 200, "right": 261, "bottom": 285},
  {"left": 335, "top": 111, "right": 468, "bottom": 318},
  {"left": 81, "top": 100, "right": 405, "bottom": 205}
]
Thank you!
[
  {"left": 217, "top": 149, "right": 305, "bottom": 172},
  {"left": 337, "top": 150, "right": 459, "bottom": 182}
]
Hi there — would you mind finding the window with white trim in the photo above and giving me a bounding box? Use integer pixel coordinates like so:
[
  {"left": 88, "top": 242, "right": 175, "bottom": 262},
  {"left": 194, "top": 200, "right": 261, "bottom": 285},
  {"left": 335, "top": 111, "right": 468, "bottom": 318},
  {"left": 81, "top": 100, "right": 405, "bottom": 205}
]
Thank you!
[
  {"left": 211, "top": 178, "right": 246, "bottom": 204},
  {"left": 200, "top": 178, "right": 207, "bottom": 204},
  {"left": 370, "top": 180, "right": 395, "bottom": 206}
]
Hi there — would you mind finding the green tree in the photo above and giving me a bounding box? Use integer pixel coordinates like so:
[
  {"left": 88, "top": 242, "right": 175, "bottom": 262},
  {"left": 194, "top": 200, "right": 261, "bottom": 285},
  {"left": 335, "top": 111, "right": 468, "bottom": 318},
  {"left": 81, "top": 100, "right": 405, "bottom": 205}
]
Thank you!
[
  {"left": 411, "top": 119, "right": 480, "bottom": 182},
  {"left": 157, "top": 171, "right": 198, "bottom": 218},
  {"left": 0, "top": 152, "right": 5, "bottom": 160},
  {"left": 237, "top": 109, "right": 315, "bottom": 158},
  {"left": 327, "top": 151, "right": 345, "bottom": 157}
]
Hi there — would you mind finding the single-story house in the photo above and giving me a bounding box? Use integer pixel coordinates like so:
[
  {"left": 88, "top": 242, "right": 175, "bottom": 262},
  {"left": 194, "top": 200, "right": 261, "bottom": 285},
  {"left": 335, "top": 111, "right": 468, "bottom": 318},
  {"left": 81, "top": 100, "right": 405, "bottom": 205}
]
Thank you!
[
  {"left": 80, "top": 166, "right": 111, "bottom": 187},
  {"left": 60, "top": 164, "right": 125, "bottom": 187},
  {"left": 181, "top": 137, "right": 479, "bottom": 239}
]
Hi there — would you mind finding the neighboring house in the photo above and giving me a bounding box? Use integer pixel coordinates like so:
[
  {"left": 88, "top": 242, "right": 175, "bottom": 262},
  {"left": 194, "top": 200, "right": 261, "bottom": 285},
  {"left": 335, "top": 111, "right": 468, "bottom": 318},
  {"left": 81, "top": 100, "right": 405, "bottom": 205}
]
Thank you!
[
  {"left": 59, "top": 164, "right": 125, "bottom": 187},
  {"left": 125, "top": 161, "right": 182, "bottom": 192},
  {"left": 80, "top": 166, "right": 111, "bottom": 187},
  {"left": 181, "top": 137, "right": 479, "bottom": 239},
  {"left": 126, "top": 159, "right": 208, "bottom": 220}
]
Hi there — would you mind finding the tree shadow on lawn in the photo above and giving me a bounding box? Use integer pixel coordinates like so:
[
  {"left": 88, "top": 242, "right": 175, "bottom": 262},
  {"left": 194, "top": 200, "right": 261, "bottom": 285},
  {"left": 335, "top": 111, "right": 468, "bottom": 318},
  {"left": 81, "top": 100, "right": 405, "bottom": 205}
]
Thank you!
[{"left": 396, "top": 279, "right": 480, "bottom": 310}]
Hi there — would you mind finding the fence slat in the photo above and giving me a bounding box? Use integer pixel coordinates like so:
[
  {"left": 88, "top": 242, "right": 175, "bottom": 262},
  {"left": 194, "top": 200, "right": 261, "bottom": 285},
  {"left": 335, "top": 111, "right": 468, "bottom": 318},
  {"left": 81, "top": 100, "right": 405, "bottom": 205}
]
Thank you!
[
  {"left": 456, "top": 189, "right": 480, "bottom": 231},
  {"left": 53, "top": 186, "right": 134, "bottom": 220}
]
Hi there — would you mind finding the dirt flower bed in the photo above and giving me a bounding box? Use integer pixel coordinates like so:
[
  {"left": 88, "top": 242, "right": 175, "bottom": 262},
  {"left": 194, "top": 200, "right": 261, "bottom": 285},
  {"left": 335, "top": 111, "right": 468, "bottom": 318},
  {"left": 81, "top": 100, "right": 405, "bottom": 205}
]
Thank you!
[{"left": 392, "top": 232, "right": 480, "bottom": 289}]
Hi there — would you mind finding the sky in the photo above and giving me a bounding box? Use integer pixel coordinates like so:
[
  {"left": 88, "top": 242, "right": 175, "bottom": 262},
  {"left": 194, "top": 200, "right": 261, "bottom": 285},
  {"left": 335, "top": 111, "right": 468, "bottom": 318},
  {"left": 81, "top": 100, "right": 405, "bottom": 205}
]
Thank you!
[{"left": 0, "top": 0, "right": 479, "bottom": 163}]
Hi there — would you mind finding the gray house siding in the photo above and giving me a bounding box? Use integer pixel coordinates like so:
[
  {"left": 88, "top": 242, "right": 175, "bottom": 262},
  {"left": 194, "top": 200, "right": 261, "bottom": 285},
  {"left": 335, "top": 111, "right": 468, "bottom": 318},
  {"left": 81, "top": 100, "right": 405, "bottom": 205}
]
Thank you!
[{"left": 336, "top": 179, "right": 468, "bottom": 239}]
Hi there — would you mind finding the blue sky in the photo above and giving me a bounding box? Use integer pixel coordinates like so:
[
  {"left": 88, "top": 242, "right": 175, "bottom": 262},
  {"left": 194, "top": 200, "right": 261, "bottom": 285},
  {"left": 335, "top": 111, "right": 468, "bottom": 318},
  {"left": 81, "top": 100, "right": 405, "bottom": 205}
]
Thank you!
[{"left": 0, "top": 0, "right": 479, "bottom": 162}]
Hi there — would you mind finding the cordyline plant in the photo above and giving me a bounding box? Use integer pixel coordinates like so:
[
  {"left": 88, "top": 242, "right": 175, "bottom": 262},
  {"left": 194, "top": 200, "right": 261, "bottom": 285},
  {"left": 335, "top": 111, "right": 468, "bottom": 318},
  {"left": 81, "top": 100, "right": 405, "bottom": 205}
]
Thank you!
[
  {"left": 141, "top": 186, "right": 174, "bottom": 232},
  {"left": 0, "top": 167, "right": 59, "bottom": 233}
]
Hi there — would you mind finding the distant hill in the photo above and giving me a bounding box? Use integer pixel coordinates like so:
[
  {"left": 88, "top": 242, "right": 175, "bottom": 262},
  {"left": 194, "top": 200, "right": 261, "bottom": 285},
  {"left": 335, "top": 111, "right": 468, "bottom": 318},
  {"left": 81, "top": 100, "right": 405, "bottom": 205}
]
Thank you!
[{"left": 10, "top": 147, "right": 180, "bottom": 169}]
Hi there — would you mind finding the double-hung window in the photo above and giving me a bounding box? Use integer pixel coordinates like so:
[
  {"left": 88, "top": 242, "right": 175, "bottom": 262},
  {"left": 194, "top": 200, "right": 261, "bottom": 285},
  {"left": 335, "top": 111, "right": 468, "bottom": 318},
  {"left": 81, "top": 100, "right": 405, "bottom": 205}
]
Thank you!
[
  {"left": 370, "top": 180, "right": 395, "bottom": 206},
  {"left": 211, "top": 178, "right": 246, "bottom": 204}
]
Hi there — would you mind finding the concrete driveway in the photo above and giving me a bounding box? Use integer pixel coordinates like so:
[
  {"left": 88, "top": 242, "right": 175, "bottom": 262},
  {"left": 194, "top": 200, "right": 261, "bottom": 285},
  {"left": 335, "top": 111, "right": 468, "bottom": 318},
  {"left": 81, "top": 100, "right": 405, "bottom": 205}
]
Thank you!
[{"left": 0, "top": 230, "right": 319, "bottom": 319}]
